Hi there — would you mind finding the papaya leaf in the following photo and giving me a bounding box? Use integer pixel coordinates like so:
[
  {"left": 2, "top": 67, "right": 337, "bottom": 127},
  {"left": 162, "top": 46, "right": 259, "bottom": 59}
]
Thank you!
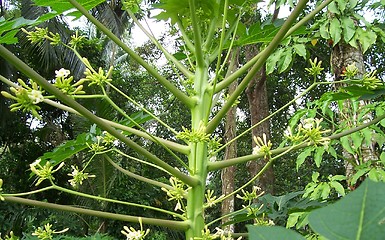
[
  {"left": 341, "top": 16, "right": 356, "bottom": 43},
  {"left": 247, "top": 225, "right": 306, "bottom": 240},
  {"left": 309, "top": 179, "right": 385, "bottom": 240},
  {"left": 330, "top": 18, "right": 342, "bottom": 46}
]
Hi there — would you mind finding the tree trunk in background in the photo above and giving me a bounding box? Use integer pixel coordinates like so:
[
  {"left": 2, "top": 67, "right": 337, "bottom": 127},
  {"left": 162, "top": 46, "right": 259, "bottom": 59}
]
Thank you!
[
  {"left": 245, "top": 45, "right": 274, "bottom": 194},
  {"left": 332, "top": 42, "right": 378, "bottom": 188},
  {"left": 221, "top": 51, "right": 239, "bottom": 232}
]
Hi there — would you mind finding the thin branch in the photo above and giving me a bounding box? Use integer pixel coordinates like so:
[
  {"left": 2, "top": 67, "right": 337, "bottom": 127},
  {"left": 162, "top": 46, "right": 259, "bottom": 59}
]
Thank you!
[
  {"left": 0, "top": 45, "right": 198, "bottom": 187},
  {"left": 42, "top": 99, "right": 190, "bottom": 155},
  {"left": 68, "top": 0, "right": 195, "bottom": 108},
  {"left": 207, "top": 0, "right": 310, "bottom": 133},
  {"left": 176, "top": 18, "right": 196, "bottom": 53},
  {"left": 3, "top": 196, "right": 189, "bottom": 230},
  {"left": 214, "top": 0, "right": 333, "bottom": 93},
  {"left": 125, "top": 9, "right": 193, "bottom": 78},
  {"left": 104, "top": 154, "right": 173, "bottom": 190},
  {"left": 208, "top": 113, "right": 385, "bottom": 171}
]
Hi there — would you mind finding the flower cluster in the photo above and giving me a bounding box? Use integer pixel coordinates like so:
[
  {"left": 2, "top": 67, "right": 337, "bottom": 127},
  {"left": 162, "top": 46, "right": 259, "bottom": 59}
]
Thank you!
[
  {"left": 21, "top": 27, "right": 61, "bottom": 46},
  {"left": 204, "top": 189, "right": 224, "bottom": 208},
  {"left": 196, "top": 227, "right": 242, "bottom": 240},
  {"left": 121, "top": 218, "right": 150, "bottom": 240},
  {"left": 236, "top": 186, "right": 264, "bottom": 205},
  {"left": 68, "top": 166, "right": 95, "bottom": 188},
  {"left": 341, "top": 63, "right": 358, "bottom": 79},
  {"left": 1, "top": 79, "right": 44, "bottom": 119},
  {"left": 305, "top": 58, "right": 324, "bottom": 76},
  {"left": 285, "top": 118, "right": 330, "bottom": 146},
  {"left": 81, "top": 66, "right": 113, "bottom": 87},
  {"left": 0, "top": 231, "right": 18, "bottom": 240},
  {"left": 361, "top": 70, "right": 383, "bottom": 90},
  {"left": 161, "top": 177, "right": 190, "bottom": 212},
  {"left": 87, "top": 131, "right": 117, "bottom": 153},
  {"left": 53, "top": 68, "right": 86, "bottom": 96},
  {"left": 177, "top": 121, "right": 211, "bottom": 143},
  {"left": 252, "top": 133, "right": 272, "bottom": 158},
  {"left": 32, "top": 223, "right": 68, "bottom": 240},
  {"left": 30, "top": 159, "right": 64, "bottom": 186}
]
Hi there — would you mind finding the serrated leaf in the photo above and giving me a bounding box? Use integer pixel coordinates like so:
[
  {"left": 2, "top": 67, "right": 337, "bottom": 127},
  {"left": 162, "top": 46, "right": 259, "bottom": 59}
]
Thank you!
[
  {"left": 330, "top": 18, "right": 342, "bottom": 46},
  {"left": 341, "top": 16, "right": 356, "bottom": 43},
  {"left": 266, "top": 48, "right": 284, "bottom": 75},
  {"left": 33, "top": 0, "right": 107, "bottom": 18},
  {"left": 309, "top": 179, "right": 385, "bottom": 240},
  {"left": 248, "top": 225, "right": 306, "bottom": 240},
  {"left": 0, "top": 29, "right": 19, "bottom": 44},
  {"left": 293, "top": 44, "right": 306, "bottom": 58},
  {"left": 297, "top": 148, "right": 314, "bottom": 170},
  {"left": 314, "top": 147, "right": 325, "bottom": 168}
]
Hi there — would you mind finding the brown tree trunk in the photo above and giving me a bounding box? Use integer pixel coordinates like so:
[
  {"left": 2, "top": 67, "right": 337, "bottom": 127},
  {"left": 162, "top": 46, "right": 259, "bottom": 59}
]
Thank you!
[
  {"left": 221, "top": 51, "right": 239, "bottom": 231},
  {"left": 332, "top": 42, "right": 378, "bottom": 188},
  {"left": 245, "top": 45, "right": 274, "bottom": 194}
]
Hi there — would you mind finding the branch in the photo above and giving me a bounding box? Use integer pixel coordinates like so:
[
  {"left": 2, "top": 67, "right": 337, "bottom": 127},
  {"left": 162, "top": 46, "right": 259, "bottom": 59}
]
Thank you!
[
  {"left": 43, "top": 99, "right": 190, "bottom": 155},
  {"left": 104, "top": 154, "right": 173, "bottom": 191},
  {"left": 214, "top": 0, "right": 333, "bottom": 93},
  {"left": 68, "top": 0, "right": 195, "bottom": 109},
  {"left": 0, "top": 45, "right": 198, "bottom": 187},
  {"left": 3, "top": 196, "right": 189, "bottom": 230},
  {"left": 208, "top": 113, "right": 385, "bottom": 171},
  {"left": 188, "top": 0, "right": 205, "bottom": 68},
  {"left": 207, "top": 0, "right": 310, "bottom": 133}
]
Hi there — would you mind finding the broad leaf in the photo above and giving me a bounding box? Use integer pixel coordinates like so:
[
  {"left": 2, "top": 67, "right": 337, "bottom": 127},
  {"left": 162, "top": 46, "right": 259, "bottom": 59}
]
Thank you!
[
  {"left": 330, "top": 18, "right": 342, "bottom": 46},
  {"left": 341, "top": 16, "right": 356, "bottom": 43},
  {"left": 293, "top": 44, "right": 306, "bottom": 59},
  {"left": 296, "top": 147, "right": 314, "bottom": 170},
  {"left": 314, "top": 147, "right": 325, "bottom": 168},
  {"left": 357, "top": 28, "right": 377, "bottom": 53},
  {"left": 278, "top": 48, "right": 293, "bottom": 73},
  {"left": 309, "top": 179, "right": 385, "bottom": 240},
  {"left": 32, "top": 0, "right": 105, "bottom": 18},
  {"left": 247, "top": 226, "right": 305, "bottom": 240}
]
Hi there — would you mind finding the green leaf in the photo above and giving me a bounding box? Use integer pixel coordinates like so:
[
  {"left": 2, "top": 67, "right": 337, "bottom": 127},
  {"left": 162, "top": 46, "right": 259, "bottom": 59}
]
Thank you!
[
  {"left": 0, "top": 29, "right": 19, "bottom": 44},
  {"left": 278, "top": 48, "right": 293, "bottom": 73},
  {"left": 335, "top": 0, "right": 346, "bottom": 12},
  {"left": 266, "top": 48, "right": 284, "bottom": 75},
  {"left": 341, "top": 136, "right": 355, "bottom": 154},
  {"left": 297, "top": 148, "right": 314, "bottom": 170},
  {"left": 380, "top": 152, "right": 385, "bottom": 165},
  {"left": 312, "top": 172, "right": 320, "bottom": 182},
  {"left": 351, "top": 169, "right": 369, "bottom": 185},
  {"left": 350, "top": 131, "right": 363, "bottom": 150},
  {"left": 319, "top": 20, "right": 330, "bottom": 40},
  {"left": 32, "top": 0, "right": 105, "bottom": 19},
  {"left": 320, "top": 183, "right": 331, "bottom": 199},
  {"left": 293, "top": 44, "right": 306, "bottom": 59},
  {"left": 314, "top": 147, "right": 325, "bottom": 168},
  {"left": 349, "top": 0, "right": 358, "bottom": 8},
  {"left": 330, "top": 181, "right": 345, "bottom": 196},
  {"left": 341, "top": 16, "right": 356, "bottom": 43},
  {"left": 357, "top": 28, "right": 377, "bottom": 53},
  {"left": 328, "top": 2, "right": 340, "bottom": 14},
  {"left": 330, "top": 18, "right": 342, "bottom": 46},
  {"left": 309, "top": 179, "right": 385, "bottom": 240},
  {"left": 247, "top": 225, "right": 306, "bottom": 240}
]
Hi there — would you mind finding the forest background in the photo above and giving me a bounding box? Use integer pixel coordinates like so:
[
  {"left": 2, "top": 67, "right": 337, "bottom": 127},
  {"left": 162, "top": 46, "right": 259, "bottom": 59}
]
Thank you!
[{"left": 0, "top": 0, "right": 385, "bottom": 239}]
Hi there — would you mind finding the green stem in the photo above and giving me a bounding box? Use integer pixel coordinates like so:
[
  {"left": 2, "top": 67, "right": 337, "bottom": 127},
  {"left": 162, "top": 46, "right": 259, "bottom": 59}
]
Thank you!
[
  {"left": 214, "top": 0, "right": 330, "bottom": 93},
  {"left": 207, "top": 0, "right": 310, "bottom": 133},
  {"left": 176, "top": 18, "right": 196, "bottom": 53},
  {"left": 3, "top": 196, "right": 189, "bottom": 230},
  {"left": 188, "top": 0, "right": 205, "bottom": 68},
  {"left": 43, "top": 99, "right": 189, "bottom": 154},
  {"left": 208, "top": 113, "right": 385, "bottom": 171},
  {"left": 52, "top": 184, "right": 185, "bottom": 219},
  {"left": 103, "top": 154, "right": 173, "bottom": 191},
  {"left": 0, "top": 45, "right": 198, "bottom": 187},
  {"left": 68, "top": 0, "right": 195, "bottom": 109},
  {"left": 125, "top": 9, "right": 193, "bottom": 78},
  {"left": 206, "top": 207, "right": 246, "bottom": 227},
  {"left": 2, "top": 186, "right": 54, "bottom": 197},
  {"left": 214, "top": 82, "right": 317, "bottom": 154}
]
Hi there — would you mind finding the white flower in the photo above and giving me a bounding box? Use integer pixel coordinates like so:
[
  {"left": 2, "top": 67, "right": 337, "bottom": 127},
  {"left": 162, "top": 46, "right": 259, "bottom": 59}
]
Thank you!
[
  {"left": 68, "top": 165, "right": 95, "bottom": 188},
  {"left": 28, "top": 89, "right": 44, "bottom": 104},
  {"left": 55, "top": 68, "right": 70, "bottom": 78},
  {"left": 121, "top": 224, "right": 150, "bottom": 240}
]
